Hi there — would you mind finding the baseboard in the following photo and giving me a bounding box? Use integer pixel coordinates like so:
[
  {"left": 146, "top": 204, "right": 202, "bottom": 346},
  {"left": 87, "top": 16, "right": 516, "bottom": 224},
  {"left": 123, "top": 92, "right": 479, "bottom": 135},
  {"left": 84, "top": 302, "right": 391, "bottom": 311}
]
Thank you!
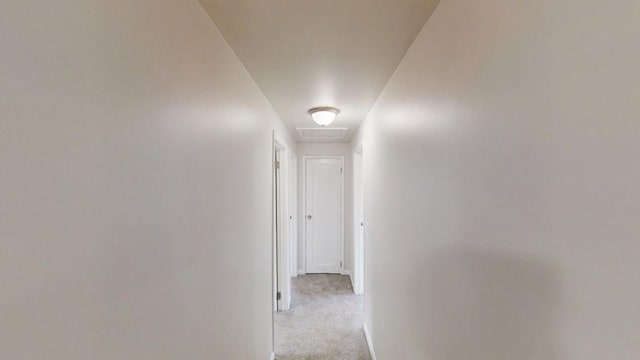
[
  {"left": 297, "top": 269, "right": 305, "bottom": 275},
  {"left": 271, "top": 351, "right": 275, "bottom": 360},
  {"left": 341, "top": 270, "right": 354, "bottom": 291},
  {"left": 364, "top": 325, "right": 377, "bottom": 360}
]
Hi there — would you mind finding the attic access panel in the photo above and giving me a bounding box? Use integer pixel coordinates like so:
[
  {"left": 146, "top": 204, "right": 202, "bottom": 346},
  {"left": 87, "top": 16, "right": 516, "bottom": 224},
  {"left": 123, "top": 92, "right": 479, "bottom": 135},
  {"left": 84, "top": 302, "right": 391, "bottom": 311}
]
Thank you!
[{"left": 296, "top": 127, "right": 349, "bottom": 141}]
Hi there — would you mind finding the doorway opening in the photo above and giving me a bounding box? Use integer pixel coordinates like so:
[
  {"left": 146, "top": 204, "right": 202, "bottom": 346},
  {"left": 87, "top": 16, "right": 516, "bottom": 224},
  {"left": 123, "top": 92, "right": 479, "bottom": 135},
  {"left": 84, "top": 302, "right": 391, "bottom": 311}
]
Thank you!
[
  {"left": 274, "top": 149, "right": 371, "bottom": 359},
  {"left": 273, "top": 138, "right": 293, "bottom": 314}
]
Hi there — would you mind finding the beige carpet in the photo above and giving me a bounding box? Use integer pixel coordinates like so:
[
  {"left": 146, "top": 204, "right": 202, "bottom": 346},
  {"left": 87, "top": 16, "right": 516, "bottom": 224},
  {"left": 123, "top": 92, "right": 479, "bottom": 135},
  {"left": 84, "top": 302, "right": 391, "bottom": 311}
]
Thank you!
[{"left": 275, "top": 274, "right": 372, "bottom": 360}]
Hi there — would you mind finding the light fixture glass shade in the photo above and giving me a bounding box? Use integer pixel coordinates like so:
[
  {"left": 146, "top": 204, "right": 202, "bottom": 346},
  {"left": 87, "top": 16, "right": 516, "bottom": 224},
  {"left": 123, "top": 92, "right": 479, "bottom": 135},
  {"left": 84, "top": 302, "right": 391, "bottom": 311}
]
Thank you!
[{"left": 309, "top": 107, "right": 339, "bottom": 126}]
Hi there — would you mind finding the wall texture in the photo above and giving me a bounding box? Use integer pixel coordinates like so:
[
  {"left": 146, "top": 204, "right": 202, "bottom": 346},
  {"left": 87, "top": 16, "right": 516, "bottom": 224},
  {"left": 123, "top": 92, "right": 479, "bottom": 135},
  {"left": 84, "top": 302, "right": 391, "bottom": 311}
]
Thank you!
[
  {"left": 296, "top": 143, "right": 354, "bottom": 277},
  {"left": 0, "top": 1, "right": 293, "bottom": 359},
  {"left": 354, "top": 0, "right": 640, "bottom": 358}
]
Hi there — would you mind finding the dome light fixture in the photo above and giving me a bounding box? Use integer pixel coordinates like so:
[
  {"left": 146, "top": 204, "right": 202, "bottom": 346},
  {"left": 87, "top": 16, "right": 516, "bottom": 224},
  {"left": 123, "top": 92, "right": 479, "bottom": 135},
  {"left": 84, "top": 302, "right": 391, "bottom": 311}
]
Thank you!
[{"left": 309, "top": 107, "right": 340, "bottom": 126}]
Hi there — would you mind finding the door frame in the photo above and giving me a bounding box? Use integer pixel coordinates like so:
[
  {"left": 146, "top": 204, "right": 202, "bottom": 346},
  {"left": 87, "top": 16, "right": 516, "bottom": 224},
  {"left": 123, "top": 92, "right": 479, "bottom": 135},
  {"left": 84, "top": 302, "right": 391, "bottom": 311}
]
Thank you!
[
  {"left": 352, "top": 144, "right": 364, "bottom": 295},
  {"left": 288, "top": 153, "right": 298, "bottom": 278},
  {"left": 273, "top": 139, "right": 292, "bottom": 312},
  {"left": 301, "top": 155, "right": 345, "bottom": 274}
]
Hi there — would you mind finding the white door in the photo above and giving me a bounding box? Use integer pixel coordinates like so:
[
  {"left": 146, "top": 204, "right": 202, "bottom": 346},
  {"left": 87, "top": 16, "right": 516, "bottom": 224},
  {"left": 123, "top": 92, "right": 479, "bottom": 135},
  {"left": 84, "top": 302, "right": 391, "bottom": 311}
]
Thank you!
[{"left": 305, "top": 157, "right": 343, "bottom": 273}]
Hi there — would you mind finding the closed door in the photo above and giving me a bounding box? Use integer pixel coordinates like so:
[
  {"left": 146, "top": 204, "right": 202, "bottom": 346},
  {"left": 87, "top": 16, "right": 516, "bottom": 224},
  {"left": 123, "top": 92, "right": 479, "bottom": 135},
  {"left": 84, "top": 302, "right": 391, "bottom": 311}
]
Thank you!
[{"left": 305, "top": 157, "right": 343, "bottom": 273}]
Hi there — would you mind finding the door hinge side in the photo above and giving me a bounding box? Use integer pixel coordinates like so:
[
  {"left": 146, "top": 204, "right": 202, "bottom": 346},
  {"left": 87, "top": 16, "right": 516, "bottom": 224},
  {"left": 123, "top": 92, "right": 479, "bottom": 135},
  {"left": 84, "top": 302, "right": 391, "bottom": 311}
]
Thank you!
[
  {"left": 275, "top": 160, "right": 280, "bottom": 170},
  {"left": 277, "top": 292, "right": 281, "bottom": 301}
]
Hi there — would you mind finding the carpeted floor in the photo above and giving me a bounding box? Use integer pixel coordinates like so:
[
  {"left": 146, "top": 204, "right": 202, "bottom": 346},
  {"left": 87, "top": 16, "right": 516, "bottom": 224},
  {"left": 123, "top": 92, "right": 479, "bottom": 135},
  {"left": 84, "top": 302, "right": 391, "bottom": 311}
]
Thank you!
[{"left": 275, "top": 274, "right": 372, "bottom": 360}]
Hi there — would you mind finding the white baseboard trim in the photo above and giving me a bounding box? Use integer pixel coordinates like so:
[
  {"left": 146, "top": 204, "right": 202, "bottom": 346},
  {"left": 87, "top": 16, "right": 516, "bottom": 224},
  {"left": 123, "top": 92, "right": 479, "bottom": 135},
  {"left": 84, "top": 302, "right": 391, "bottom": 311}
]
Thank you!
[
  {"left": 341, "top": 270, "right": 354, "bottom": 291},
  {"left": 364, "top": 325, "right": 377, "bottom": 360},
  {"left": 350, "top": 273, "right": 354, "bottom": 291},
  {"left": 297, "top": 269, "right": 305, "bottom": 275},
  {"left": 271, "top": 351, "right": 275, "bottom": 360}
]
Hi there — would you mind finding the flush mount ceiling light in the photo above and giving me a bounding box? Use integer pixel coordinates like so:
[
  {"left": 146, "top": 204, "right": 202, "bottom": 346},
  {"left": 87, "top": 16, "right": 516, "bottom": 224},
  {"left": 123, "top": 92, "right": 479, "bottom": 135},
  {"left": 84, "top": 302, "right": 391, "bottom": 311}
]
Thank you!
[{"left": 309, "top": 107, "right": 340, "bottom": 126}]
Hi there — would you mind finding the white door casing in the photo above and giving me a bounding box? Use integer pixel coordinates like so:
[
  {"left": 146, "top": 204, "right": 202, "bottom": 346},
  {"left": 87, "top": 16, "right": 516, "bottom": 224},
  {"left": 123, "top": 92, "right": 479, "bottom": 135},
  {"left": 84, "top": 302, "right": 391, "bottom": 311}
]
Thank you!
[
  {"left": 274, "top": 140, "right": 292, "bottom": 312},
  {"left": 304, "top": 157, "right": 344, "bottom": 274},
  {"left": 289, "top": 155, "right": 298, "bottom": 278},
  {"left": 353, "top": 146, "right": 364, "bottom": 295}
]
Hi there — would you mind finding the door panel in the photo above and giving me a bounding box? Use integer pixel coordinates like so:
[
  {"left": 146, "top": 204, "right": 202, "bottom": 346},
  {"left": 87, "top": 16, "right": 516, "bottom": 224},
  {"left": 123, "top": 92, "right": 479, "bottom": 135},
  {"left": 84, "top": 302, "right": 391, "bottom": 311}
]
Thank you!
[{"left": 305, "top": 158, "right": 343, "bottom": 273}]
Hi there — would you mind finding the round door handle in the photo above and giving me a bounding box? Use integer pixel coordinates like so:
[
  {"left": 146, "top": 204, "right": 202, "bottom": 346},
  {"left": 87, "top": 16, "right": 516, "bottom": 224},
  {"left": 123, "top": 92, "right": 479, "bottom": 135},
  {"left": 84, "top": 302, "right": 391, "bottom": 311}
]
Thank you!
[{"left": 307, "top": 215, "right": 313, "bottom": 220}]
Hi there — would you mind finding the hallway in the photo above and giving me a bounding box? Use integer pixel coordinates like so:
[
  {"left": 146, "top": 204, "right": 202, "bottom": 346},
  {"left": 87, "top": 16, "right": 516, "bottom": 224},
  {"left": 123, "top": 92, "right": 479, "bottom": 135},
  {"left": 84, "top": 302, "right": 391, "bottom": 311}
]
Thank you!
[
  {"left": 275, "top": 275, "right": 371, "bottom": 360},
  {"left": 2, "top": 1, "right": 640, "bottom": 359}
]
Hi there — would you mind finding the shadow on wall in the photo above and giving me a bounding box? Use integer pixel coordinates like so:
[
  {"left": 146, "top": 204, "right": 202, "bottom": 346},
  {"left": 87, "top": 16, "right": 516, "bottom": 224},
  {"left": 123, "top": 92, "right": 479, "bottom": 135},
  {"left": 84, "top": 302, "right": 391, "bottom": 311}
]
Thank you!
[{"left": 410, "top": 246, "right": 561, "bottom": 360}]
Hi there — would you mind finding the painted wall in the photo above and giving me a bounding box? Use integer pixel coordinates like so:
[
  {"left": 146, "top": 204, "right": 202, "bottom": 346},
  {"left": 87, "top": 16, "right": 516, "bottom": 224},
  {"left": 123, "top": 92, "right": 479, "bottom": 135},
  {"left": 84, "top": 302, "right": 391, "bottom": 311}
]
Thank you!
[
  {"left": 354, "top": 0, "right": 640, "bottom": 359},
  {"left": 0, "top": 1, "right": 294, "bottom": 359},
  {"left": 296, "top": 143, "right": 354, "bottom": 277}
]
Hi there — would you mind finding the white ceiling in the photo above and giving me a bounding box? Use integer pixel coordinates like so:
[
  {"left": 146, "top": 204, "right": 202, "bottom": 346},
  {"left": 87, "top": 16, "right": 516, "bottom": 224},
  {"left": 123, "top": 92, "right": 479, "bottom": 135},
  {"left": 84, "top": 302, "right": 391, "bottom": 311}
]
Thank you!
[{"left": 199, "top": 0, "right": 440, "bottom": 142}]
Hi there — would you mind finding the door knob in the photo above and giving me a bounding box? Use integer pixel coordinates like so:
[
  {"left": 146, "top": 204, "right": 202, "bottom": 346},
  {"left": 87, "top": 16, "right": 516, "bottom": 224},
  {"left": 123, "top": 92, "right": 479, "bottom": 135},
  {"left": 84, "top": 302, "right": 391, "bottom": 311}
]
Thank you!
[{"left": 307, "top": 215, "right": 313, "bottom": 220}]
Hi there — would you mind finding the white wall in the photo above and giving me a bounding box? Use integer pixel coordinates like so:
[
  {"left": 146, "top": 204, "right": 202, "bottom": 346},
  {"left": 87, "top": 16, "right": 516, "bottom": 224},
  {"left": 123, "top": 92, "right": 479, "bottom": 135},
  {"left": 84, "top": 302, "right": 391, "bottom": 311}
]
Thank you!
[
  {"left": 0, "top": 1, "right": 294, "bottom": 359},
  {"left": 355, "top": 0, "right": 640, "bottom": 359},
  {"left": 296, "top": 143, "right": 354, "bottom": 277}
]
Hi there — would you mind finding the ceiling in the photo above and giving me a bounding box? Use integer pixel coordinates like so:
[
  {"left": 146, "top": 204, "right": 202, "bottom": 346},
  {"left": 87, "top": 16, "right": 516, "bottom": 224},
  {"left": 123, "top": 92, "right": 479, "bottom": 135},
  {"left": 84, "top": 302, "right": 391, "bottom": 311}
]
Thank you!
[{"left": 199, "top": 0, "right": 440, "bottom": 142}]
